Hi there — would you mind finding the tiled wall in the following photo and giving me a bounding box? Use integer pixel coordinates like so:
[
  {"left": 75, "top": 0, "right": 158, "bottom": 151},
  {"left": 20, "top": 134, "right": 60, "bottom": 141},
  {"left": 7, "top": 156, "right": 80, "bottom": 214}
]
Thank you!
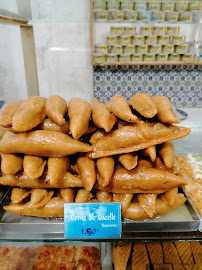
[{"left": 93, "top": 65, "right": 202, "bottom": 108}]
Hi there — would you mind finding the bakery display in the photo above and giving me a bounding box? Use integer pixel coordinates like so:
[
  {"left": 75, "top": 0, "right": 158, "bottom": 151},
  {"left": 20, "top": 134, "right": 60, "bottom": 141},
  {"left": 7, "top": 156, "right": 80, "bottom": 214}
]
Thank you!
[
  {"left": 0, "top": 245, "right": 100, "bottom": 270},
  {"left": 112, "top": 241, "right": 202, "bottom": 270},
  {"left": 0, "top": 94, "right": 192, "bottom": 219}
]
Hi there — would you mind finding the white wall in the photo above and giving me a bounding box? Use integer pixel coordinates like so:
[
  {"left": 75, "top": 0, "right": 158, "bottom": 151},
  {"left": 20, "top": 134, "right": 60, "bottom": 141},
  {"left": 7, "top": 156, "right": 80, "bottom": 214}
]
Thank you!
[{"left": 0, "top": 0, "right": 94, "bottom": 103}]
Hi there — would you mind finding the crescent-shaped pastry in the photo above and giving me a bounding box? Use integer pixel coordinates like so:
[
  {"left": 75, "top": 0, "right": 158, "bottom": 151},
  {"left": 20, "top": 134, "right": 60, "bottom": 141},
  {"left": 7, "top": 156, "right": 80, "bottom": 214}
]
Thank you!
[
  {"left": 96, "top": 156, "right": 115, "bottom": 187},
  {"left": 77, "top": 155, "right": 96, "bottom": 191},
  {"left": 60, "top": 188, "right": 75, "bottom": 203},
  {"left": 138, "top": 159, "right": 154, "bottom": 168},
  {"left": 89, "top": 130, "right": 107, "bottom": 145},
  {"left": 45, "top": 95, "right": 67, "bottom": 125},
  {"left": 108, "top": 95, "right": 138, "bottom": 123},
  {"left": 155, "top": 157, "right": 171, "bottom": 172},
  {"left": 0, "top": 130, "right": 92, "bottom": 157},
  {"left": 23, "top": 155, "right": 47, "bottom": 179},
  {"left": 47, "top": 157, "right": 69, "bottom": 185},
  {"left": 95, "top": 166, "right": 187, "bottom": 194},
  {"left": 40, "top": 118, "right": 70, "bottom": 134},
  {"left": 0, "top": 100, "right": 23, "bottom": 127},
  {"left": 113, "top": 193, "right": 133, "bottom": 214},
  {"left": 10, "top": 187, "right": 30, "bottom": 204},
  {"left": 88, "top": 122, "right": 190, "bottom": 159},
  {"left": 0, "top": 171, "right": 83, "bottom": 188},
  {"left": 123, "top": 193, "right": 186, "bottom": 220},
  {"left": 118, "top": 153, "right": 138, "bottom": 170},
  {"left": 30, "top": 189, "right": 54, "bottom": 208},
  {"left": 152, "top": 96, "right": 180, "bottom": 124},
  {"left": 68, "top": 98, "right": 91, "bottom": 139},
  {"left": 129, "top": 93, "right": 157, "bottom": 118},
  {"left": 141, "top": 145, "right": 156, "bottom": 162},
  {"left": 161, "top": 188, "right": 178, "bottom": 206},
  {"left": 96, "top": 191, "right": 113, "bottom": 202},
  {"left": 91, "top": 99, "right": 117, "bottom": 132},
  {"left": 137, "top": 193, "right": 158, "bottom": 218},
  {"left": 75, "top": 188, "right": 92, "bottom": 203},
  {"left": 1, "top": 131, "right": 23, "bottom": 175},
  {"left": 159, "top": 141, "right": 175, "bottom": 168},
  {"left": 12, "top": 96, "right": 47, "bottom": 132}
]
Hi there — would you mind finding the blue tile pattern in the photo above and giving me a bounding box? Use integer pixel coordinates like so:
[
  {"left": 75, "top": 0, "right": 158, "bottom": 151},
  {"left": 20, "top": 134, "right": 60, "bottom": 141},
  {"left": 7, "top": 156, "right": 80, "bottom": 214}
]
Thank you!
[{"left": 93, "top": 65, "right": 202, "bottom": 108}]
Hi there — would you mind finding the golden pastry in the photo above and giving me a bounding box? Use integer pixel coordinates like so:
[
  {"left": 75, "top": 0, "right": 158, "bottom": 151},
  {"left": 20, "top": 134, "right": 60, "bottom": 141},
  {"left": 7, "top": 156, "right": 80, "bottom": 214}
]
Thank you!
[
  {"left": 132, "top": 243, "right": 150, "bottom": 270},
  {"left": 0, "top": 100, "right": 23, "bottom": 127},
  {"left": 113, "top": 193, "right": 133, "bottom": 214},
  {"left": 0, "top": 130, "right": 92, "bottom": 157},
  {"left": 77, "top": 155, "right": 96, "bottom": 191},
  {"left": 108, "top": 95, "right": 138, "bottom": 123},
  {"left": 96, "top": 190, "right": 113, "bottom": 202},
  {"left": 137, "top": 193, "right": 158, "bottom": 218},
  {"left": 23, "top": 155, "right": 47, "bottom": 179},
  {"left": 1, "top": 131, "right": 23, "bottom": 175},
  {"left": 75, "top": 188, "right": 92, "bottom": 203},
  {"left": 155, "top": 157, "right": 170, "bottom": 172},
  {"left": 88, "top": 122, "right": 190, "bottom": 159},
  {"left": 138, "top": 159, "right": 154, "bottom": 168},
  {"left": 10, "top": 187, "right": 30, "bottom": 204},
  {"left": 141, "top": 145, "right": 156, "bottom": 162},
  {"left": 45, "top": 95, "right": 67, "bottom": 125},
  {"left": 118, "top": 153, "right": 138, "bottom": 170},
  {"left": 162, "top": 242, "right": 181, "bottom": 265},
  {"left": 159, "top": 141, "right": 175, "bottom": 168},
  {"left": 40, "top": 118, "right": 70, "bottom": 134},
  {"left": 0, "top": 126, "right": 5, "bottom": 140},
  {"left": 91, "top": 99, "right": 117, "bottom": 132},
  {"left": 89, "top": 130, "right": 107, "bottom": 144},
  {"left": 96, "top": 156, "right": 115, "bottom": 187},
  {"left": 129, "top": 93, "right": 157, "bottom": 118},
  {"left": 161, "top": 188, "right": 178, "bottom": 206},
  {"left": 113, "top": 242, "right": 132, "bottom": 270},
  {"left": 60, "top": 188, "right": 75, "bottom": 203},
  {"left": 68, "top": 98, "right": 91, "bottom": 139},
  {"left": 152, "top": 96, "right": 180, "bottom": 124},
  {"left": 146, "top": 242, "right": 163, "bottom": 265},
  {"left": 47, "top": 157, "right": 69, "bottom": 185},
  {"left": 12, "top": 96, "right": 47, "bottom": 132},
  {"left": 175, "top": 241, "right": 194, "bottom": 265},
  {"left": 30, "top": 189, "right": 54, "bottom": 208},
  {"left": 0, "top": 171, "right": 83, "bottom": 188},
  {"left": 95, "top": 166, "right": 187, "bottom": 194}
]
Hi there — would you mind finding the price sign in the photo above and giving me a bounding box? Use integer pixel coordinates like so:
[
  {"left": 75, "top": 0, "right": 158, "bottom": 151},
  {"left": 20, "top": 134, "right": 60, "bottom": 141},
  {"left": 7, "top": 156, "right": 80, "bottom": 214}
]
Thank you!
[{"left": 64, "top": 203, "right": 122, "bottom": 239}]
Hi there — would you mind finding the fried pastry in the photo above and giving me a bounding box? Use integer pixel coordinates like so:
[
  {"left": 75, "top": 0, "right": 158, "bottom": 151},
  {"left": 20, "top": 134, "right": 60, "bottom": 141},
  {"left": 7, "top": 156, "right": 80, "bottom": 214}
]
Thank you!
[
  {"left": 159, "top": 141, "right": 175, "bottom": 168},
  {"left": 12, "top": 96, "right": 47, "bottom": 132},
  {"left": 152, "top": 96, "right": 180, "bottom": 124},
  {"left": 113, "top": 242, "right": 132, "bottom": 270},
  {"left": 174, "top": 241, "right": 194, "bottom": 265},
  {"left": 155, "top": 157, "right": 171, "bottom": 172},
  {"left": 40, "top": 118, "right": 70, "bottom": 134},
  {"left": 96, "top": 156, "right": 115, "bottom": 187},
  {"left": 23, "top": 155, "right": 47, "bottom": 179},
  {"left": 0, "top": 130, "right": 92, "bottom": 157},
  {"left": 88, "top": 122, "right": 190, "bottom": 159},
  {"left": 68, "top": 98, "right": 91, "bottom": 139},
  {"left": 118, "top": 153, "right": 138, "bottom": 170},
  {"left": 45, "top": 95, "right": 67, "bottom": 125},
  {"left": 96, "top": 190, "right": 113, "bottom": 202},
  {"left": 162, "top": 188, "right": 178, "bottom": 206},
  {"left": 77, "top": 155, "right": 96, "bottom": 191},
  {"left": 4, "top": 196, "right": 64, "bottom": 217},
  {"left": 11, "top": 187, "right": 30, "bottom": 204},
  {"left": 95, "top": 166, "right": 187, "bottom": 194},
  {"left": 137, "top": 193, "right": 158, "bottom": 218},
  {"left": 89, "top": 130, "right": 107, "bottom": 144},
  {"left": 123, "top": 193, "right": 186, "bottom": 220},
  {"left": 131, "top": 243, "right": 150, "bottom": 270},
  {"left": 108, "top": 95, "right": 138, "bottom": 123},
  {"left": 0, "top": 126, "right": 5, "bottom": 140},
  {"left": 146, "top": 242, "right": 163, "bottom": 264},
  {"left": 0, "top": 100, "right": 23, "bottom": 127},
  {"left": 75, "top": 188, "right": 92, "bottom": 203},
  {"left": 129, "top": 93, "right": 157, "bottom": 118},
  {"left": 141, "top": 145, "right": 156, "bottom": 162},
  {"left": 30, "top": 189, "right": 54, "bottom": 208},
  {"left": 47, "top": 157, "right": 69, "bottom": 185},
  {"left": 162, "top": 242, "right": 181, "bottom": 264},
  {"left": 138, "top": 159, "right": 154, "bottom": 168},
  {"left": 60, "top": 188, "right": 75, "bottom": 203},
  {"left": 1, "top": 131, "right": 23, "bottom": 175},
  {"left": 91, "top": 99, "right": 117, "bottom": 132},
  {"left": 113, "top": 193, "right": 133, "bottom": 214},
  {"left": 0, "top": 171, "right": 83, "bottom": 188},
  {"left": 190, "top": 241, "right": 202, "bottom": 264}
]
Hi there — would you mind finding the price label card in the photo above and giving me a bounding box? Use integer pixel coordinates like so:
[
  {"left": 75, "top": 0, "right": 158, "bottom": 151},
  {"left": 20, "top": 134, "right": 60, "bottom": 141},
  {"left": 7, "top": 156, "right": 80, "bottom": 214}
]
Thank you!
[{"left": 64, "top": 203, "right": 122, "bottom": 239}]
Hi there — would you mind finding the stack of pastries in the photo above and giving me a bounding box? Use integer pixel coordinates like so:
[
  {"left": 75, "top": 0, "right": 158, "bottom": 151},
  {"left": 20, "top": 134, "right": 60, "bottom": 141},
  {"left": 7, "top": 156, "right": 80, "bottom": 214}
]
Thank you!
[{"left": 0, "top": 93, "right": 191, "bottom": 220}]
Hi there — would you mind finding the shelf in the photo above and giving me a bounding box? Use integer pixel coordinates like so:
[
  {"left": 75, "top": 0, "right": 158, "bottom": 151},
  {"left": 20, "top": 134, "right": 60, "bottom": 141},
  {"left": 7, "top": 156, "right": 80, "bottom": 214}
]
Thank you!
[
  {"left": 0, "top": 9, "right": 28, "bottom": 26},
  {"left": 92, "top": 61, "right": 202, "bottom": 66}
]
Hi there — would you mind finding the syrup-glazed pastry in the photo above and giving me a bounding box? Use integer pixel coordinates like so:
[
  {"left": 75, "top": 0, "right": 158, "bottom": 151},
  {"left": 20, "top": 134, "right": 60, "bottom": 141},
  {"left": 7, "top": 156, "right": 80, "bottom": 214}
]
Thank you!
[
  {"left": 113, "top": 193, "right": 133, "bottom": 214},
  {"left": 40, "top": 118, "right": 70, "bottom": 134},
  {"left": 12, "top": 96, "right": 47, "bottom": 132},
  {"left": 23, "top": 155, "right": 47, "bottom": 179},
  {"left": 152, "top": 95, "right": 180, "bottom": 124},
  {"left": 45, "top": 95, "right": 67, "bottom": 125},
  {"left": 0, "top": 130, "right": 92, "bottom": 157},
  {"left": 68, "top": 98, "right": 91, "bottom": 139},
  {"left": 118, "top": 153, "right": 138, "bottom": 170},
  {"left": 137, "top": 193, "right": 158, "bottom": 218},
  {"left": 0, "top": 100, "right": 23, "bottom": 128},
  {"left": 96, "top": 156, "right": 115, "bottom": 187},
  {"left": 141, "top": 145, "right": 156, "bottom": 162},
  {"left": 159, "top": 141, "right": 175, "bottom": 169},
  {"left": 91, "top": 99, "right": 117, "bottom": 132},
  {"left": 88, "top": 122, "right": 190, "bottom": 159},
  {"left": 47, "top": 157, "right": 69, "bottom": 185},
  {"left": 75, "top": 188, "right": 92, "bottom": 203},
  {"left": 96, "top": 190, "right": 113, "bottom": 202},
  {"left": 89, "top": 130, "right": 107, "bottom": 145},
  {"left": 107, "top": 95, "right": 139, "bottom": 123},
  {"left": 129, "top": 93, "right": 157, "bottom": 118}
]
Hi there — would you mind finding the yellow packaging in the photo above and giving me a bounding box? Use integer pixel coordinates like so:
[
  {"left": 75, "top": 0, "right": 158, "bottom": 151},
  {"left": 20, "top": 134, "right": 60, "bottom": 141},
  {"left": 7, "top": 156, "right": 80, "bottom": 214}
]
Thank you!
[
  {"left": 111, "top": 44, "right": 123, "bottom": 54},
  {"left": 124, "top": 10, "right": 138, "bottom": 20},
  {"left": 152, "top": 11, "right": 166, "bottom": 21},
  {"left": 95, "top": 44, "right": 108, "bottom": 54},
  {"left": 106, "top": 35, "right": 119, "bottom": 45},
  {"left": 134, "top": 2, "right": 147, "bottom": 11},
  {"left": 157, "top": 54, "right": 168, "bottom": 62},
  {"left": 106, "top": 53, "right": 118, "bottom": 63},
  {"left": 111, "top": 26, "right": 123, "bottom": 35},
  {"left": 119, "top": 54, "right": 131, "bottom": 63},
  {"left": 144, "top": 54, "right": 156, "bottom": 62},
  {"left": 138, "top": 11, "right": 151, "bottom": 21},
  {"left": 132, "top": 35, "right": 145, "bottom": 45},
  {"left": 189, "top": 1, "right": 201, "bottom": 11},
  {"left": 162, "top": 44, "right": 175, "bottom": 54},
  {"left": 158, "top": 35, "right": 170, "bottom": 45},
  {"left": 181, "top": 54, "right": 195, "bottom": 63},
  {"left": 106, "top": 0, "right": 120, "bottom": 10},
  {"left": 150, "top": 45, "right": 162, "bottom": 54},
  {"left": 124, "top": 27, "right": 136, "bottom": 35},
  {"left": 145, "top": 36, "right": 158, "bottom": 45},
  {"left": 153, "top": 26, "right": 166, "bottom": 35},
  {"left": 119, "top": 35, "right": 131, "bottom": 45},
  {"left": 166, "top": 26, "right": 180, "bottom": 35},
  {"left": 120, "top": 0, "right": 134, "bottom": 10},
  {"left": 175, "top": 2, "right": 189, "bottom": 11},
  {"left": 166, "top": 11, "right": 179, "bottom": 21},
  {"left": 148, "top": 1, "right": 161, "bottom": 10},
  {"left": 136, "top": 45, "right": 148, "bottom": 54},
  {"left": 110, "top": 10, "right": 124, "bottom": 21},
  {"left": 94, "top": 53, "right": 105, "bottom": 63},
  {"left": 131, "top": 54, "right": 143, "bottom": 62},
  {"left": 161, "top": 2, "right": 175, "bottom": 11},
  {"left": 175, "top": 45, "right": 188, "bottom": 54},
  {"left": 169, "top": 54, "right": 181, "bottom": 62},
  {"left": 179, "top": 11, "right": 193, "bottom": 21},
  {"left": 173, "top": 36, "right": 185, "bottom": 45},
  {"left": 124, "top": 44, "right": 136, "bottom": 54},
  {"left": 94, "top": 10, "right": 108, "bottom": 21},
  {"left": 93, "top": 0, "right": 106, "bottom": 10},
  {"left": 140, "top": 26, "right": 152, "bottom": 36}
]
